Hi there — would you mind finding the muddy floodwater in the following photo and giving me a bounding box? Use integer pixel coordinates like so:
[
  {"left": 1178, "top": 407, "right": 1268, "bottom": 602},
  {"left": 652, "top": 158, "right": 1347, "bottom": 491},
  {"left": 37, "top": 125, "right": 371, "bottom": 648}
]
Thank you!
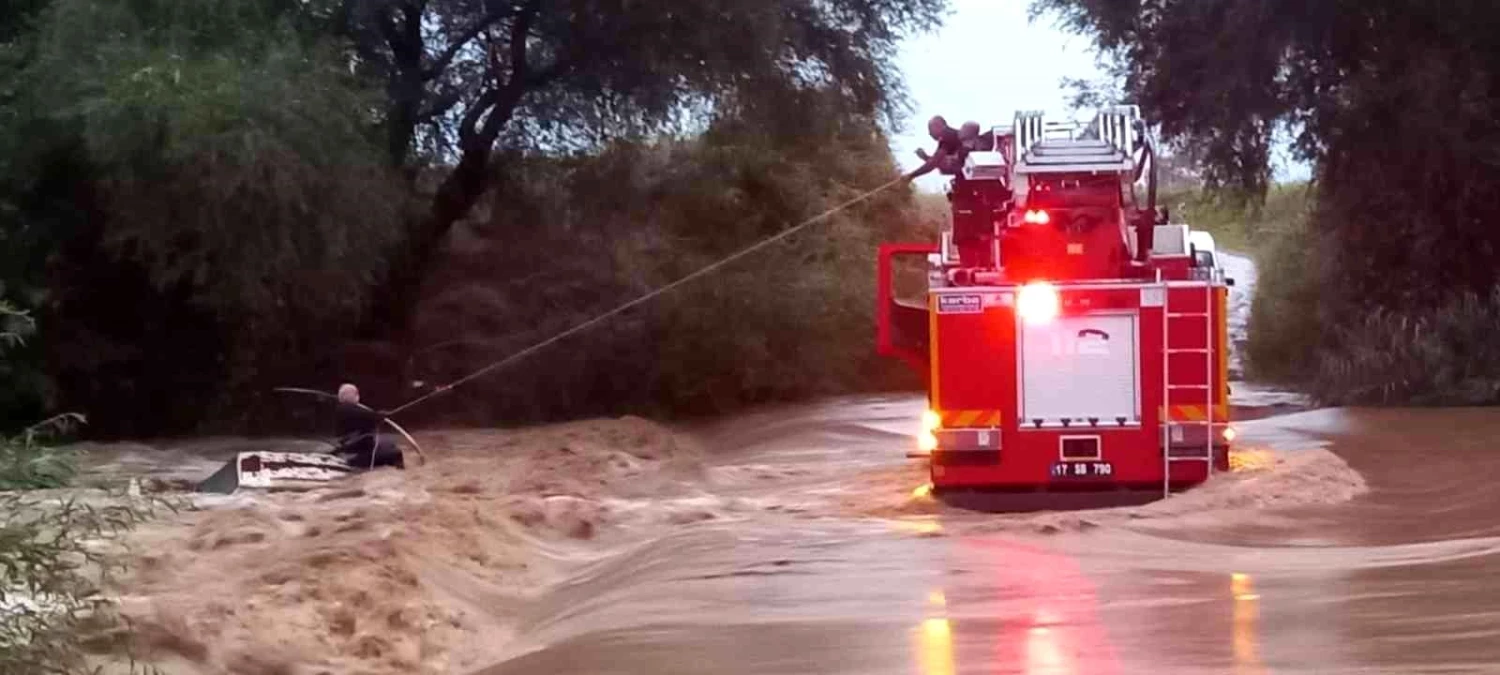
[
  {"left": 73, "top": 253, "right": 1500, "bottom": 674},
  {"left": 467, "top": 254, "right": 1500, "bottom": 674},
  {"left": 460, "top": 398, "right": 1500, "bottom": 675}
]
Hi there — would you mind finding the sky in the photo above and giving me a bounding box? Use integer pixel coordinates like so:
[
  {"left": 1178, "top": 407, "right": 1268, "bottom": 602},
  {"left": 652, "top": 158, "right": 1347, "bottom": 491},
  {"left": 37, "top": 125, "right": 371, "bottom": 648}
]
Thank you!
[{"left": 889, "top": 0, "right": 1310, "bottom": 191}]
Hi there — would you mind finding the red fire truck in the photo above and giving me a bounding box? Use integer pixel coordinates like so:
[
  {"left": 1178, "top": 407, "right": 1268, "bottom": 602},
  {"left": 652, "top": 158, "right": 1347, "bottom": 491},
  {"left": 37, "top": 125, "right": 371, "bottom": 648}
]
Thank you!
[{"left": 877, "top": 106, "right": 1234, "bottom": 498}]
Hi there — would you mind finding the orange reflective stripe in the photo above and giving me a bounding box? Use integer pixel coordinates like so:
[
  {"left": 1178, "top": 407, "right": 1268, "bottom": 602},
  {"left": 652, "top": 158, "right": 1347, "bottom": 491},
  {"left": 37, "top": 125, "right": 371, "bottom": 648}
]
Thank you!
[
  {"left": 938, "top": 410, "right": 1005, "bottom": 428},
  {"left": 1162, "top": 404, "right": 1230, "bottom": 422}
]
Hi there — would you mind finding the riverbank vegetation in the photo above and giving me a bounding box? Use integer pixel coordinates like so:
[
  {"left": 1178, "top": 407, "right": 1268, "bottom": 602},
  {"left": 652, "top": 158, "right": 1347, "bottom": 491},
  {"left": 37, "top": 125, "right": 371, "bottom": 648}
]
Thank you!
[
  {"left": 0, "top": 0, "right": 949, "bottom": 437},
  {"left": 1041, "top": 0, "right": 1500, "bottom": 406},
  {"left": 0, "top": 303, "right": 167, "bottom": 674}
]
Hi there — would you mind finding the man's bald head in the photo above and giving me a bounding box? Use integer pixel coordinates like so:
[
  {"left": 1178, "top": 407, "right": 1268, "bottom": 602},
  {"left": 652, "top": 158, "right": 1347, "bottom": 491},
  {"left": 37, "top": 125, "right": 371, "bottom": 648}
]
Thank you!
[
  {"left": 337, "top": 383, "right": 359, "bottom": 404},
  {"left": 927, "top": 115, "right": 949, "bottom": 139}
]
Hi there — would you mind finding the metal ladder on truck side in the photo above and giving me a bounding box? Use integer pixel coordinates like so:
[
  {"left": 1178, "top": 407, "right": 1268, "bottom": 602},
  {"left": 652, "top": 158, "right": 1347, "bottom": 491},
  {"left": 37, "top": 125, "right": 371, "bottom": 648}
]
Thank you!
[{"left": 1160, "top": 279, "right": 1217, "bottom": 498}]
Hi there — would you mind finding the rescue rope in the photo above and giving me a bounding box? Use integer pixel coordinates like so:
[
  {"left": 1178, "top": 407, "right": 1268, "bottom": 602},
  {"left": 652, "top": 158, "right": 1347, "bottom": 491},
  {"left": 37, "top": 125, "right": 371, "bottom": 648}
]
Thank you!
[{"left": 383, "top": 175, "right": 908, "bottom": 418}]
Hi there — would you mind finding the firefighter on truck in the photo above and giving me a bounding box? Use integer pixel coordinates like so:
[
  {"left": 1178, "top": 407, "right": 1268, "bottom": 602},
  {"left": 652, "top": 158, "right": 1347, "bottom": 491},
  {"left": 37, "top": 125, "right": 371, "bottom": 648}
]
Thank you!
[{"left": 878, "top": 106, "right": 1234, "bottom": 502}]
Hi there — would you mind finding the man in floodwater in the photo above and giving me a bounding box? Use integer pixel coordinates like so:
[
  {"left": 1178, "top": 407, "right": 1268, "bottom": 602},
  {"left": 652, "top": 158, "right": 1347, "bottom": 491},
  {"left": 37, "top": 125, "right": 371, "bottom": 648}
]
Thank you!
[{"left": 334, "top": 383, "right": 405, "bottom": 470}]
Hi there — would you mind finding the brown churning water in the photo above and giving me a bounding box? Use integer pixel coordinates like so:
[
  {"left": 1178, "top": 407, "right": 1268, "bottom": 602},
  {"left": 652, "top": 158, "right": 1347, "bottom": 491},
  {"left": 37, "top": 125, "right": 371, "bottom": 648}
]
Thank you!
[{"left": 94, "top": 252, "right": 1500, "bottom": 674}]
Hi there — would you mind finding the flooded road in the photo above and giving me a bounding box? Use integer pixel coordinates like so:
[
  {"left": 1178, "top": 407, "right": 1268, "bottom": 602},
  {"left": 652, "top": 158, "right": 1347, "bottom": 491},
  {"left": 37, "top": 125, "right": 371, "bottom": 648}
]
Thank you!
[
  {"left": 83, "top": 251, "right": 1500, "bottom": 674},
  {"left": 464, "top": 254, "right": 1500, "bottom": 675},
  {"left": 469, "top": 401, "right": 1500, "bottom": 675}
]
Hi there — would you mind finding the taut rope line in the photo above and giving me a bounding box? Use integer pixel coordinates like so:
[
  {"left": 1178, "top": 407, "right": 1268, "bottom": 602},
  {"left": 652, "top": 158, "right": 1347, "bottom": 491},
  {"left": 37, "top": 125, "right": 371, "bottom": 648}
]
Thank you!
[{"left": 384, "top": 176, "right": 907, "bottom": 417}]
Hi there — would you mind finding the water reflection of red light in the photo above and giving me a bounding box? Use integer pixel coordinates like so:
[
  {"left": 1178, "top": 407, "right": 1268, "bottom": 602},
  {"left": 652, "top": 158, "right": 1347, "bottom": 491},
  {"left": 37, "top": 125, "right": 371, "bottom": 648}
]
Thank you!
[
  {"left": 912, "top": 537, "right": 1124, "bottom": 675},
  {"left": 1231, "top": 572, "right": 1268, "bottom": 675}
]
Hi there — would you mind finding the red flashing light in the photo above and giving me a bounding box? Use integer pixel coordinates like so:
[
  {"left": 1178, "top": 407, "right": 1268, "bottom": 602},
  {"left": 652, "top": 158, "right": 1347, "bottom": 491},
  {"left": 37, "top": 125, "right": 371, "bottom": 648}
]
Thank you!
[
  {"left": 1017, "top": 281, "right": 1060, "bottom": 324},
  {"left": 1023, "top": 209, "right": 1051, "bottom": 225}
]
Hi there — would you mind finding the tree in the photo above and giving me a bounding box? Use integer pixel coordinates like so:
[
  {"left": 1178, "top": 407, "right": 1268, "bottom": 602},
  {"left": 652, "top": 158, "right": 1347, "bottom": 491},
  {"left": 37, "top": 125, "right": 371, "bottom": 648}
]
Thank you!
[
  {"left": 1033, "top": 0, "right": 1500, "bottom": 301},
  {"left": 338, "top": 0, "right": 950, "bottom": 338},
  {"left": 403, "top": 85, "right": 929, "bottom": 424},
  {"left": 1034, "top": 0, "right": 1500, "bottom": 400},
  {"left": 6, "top": 0, "right": 408, "bottom": 433}
]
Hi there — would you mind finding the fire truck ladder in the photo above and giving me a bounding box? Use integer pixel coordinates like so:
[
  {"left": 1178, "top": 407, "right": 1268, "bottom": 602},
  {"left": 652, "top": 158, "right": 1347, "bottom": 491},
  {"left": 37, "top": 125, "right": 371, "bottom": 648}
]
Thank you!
[
  {"left": 1012, "top": 107, "right": 1139, "bottom": 176},
  {"left": 1160, "top": 280, "right": 1217, "bottom": 498}
]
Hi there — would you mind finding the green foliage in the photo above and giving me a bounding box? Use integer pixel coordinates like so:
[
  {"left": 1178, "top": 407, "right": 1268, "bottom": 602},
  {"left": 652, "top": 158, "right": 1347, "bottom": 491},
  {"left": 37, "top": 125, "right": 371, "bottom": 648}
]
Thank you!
[
  {"left": 349, "top": 0, "right": 950, "bottom": 163},
  {"left": 1037, "top": 0, "right": 1500, "bottom": 404},
  {"left": 3, "top": 0, "right": 411, "bottom": 433},
  {"left": 0, "top": 303, "right": 78, "bottom": 489},
  {"left": 0, "top": 414, "right": 84, "bottom": 490},
  {"left": 1245, "top": 196, "right": 1500, "bottom": 405},
  {"left": 1160, "top": 182, "right": 1313, "bottom": 254},
  {"left": 1, "top": 0, "right": 951, "bottom": 434},
  {"left": 1242, "top": 190, "right": 1321, "bottom": 384},
  {"left": 0, "top": 300, "right": 47, "bottom": 433},
  {"left": 0, "top": 300, "right": 31, "bottom": 349},
  {"left": 0, "top": 303, "right": 167, "bottom": 673},
  {"left": 1312, "top": 291, "right": 1500, "bottom": 406},
  {"left": 349, "top": 0, "right": 951, "bottom": 341},
  {"left": 0, "top": 492, "right": 169, "bottom": 675},
  {"left": 26, "top": 0, "right": 405, "bottom": 319},
  {"left": 406, "top": 97, "right": 931, "bottom": 423}
]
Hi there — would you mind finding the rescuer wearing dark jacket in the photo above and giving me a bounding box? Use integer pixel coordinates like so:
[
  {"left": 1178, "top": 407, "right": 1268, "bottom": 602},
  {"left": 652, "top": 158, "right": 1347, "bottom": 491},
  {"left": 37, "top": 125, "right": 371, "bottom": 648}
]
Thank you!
[
  {"left": 905, "top": 115, "right": 968, "bottom": 181},
  {"left": 334, "top": 383, "right": 405, "bottom": 469},
  {"left": 959, "top": 121, "right": 995, "bottom": 152}
]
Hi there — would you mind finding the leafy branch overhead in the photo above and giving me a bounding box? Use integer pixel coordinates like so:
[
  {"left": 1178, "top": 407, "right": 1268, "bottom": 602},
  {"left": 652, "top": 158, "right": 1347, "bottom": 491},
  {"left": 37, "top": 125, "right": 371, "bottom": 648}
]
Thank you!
[
  {"left": 351, "top": 0, "right": 946, "bottom": 165},
  {"left": 2, "top": 0, "right": 949, "bottom": 435},
  {"left": 346, "top": 0, "right": 948, "bottom": 331},
  {"left": 1036, "top": 0, "right": 1500, "bottom": 403}
]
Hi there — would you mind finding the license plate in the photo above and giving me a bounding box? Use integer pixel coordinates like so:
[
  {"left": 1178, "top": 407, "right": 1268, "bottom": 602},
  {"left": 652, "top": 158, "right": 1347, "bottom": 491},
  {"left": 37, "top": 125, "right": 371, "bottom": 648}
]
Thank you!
[{"left": 1050, "top": 461, "right": 1114, "bottom": 479}]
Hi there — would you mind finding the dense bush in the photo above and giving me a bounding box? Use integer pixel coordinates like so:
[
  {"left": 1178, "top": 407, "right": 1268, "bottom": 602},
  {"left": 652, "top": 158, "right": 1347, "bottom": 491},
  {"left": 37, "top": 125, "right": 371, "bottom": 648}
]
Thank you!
[
  {"left": 1239, "top": 200, "right": 1500, "bottom": 405},
  {"left": 1176, "top": 180, "right": 1500, "bottom": 406},
  {"left": 1242, "top": 193, "right": 1321, "bottom": 384},
  {"left": 399, "top": 103, "right": 935, "bottom": 425},
  {"left": 0, "top": 0, "right": 948, "bottom": 436}
]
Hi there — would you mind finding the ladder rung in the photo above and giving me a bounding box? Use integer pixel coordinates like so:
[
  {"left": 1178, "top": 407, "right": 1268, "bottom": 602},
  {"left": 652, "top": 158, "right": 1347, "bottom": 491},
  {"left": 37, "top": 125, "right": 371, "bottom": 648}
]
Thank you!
[
  {"left": 1167, "top": 457, "right": 1211, "bottom": 463},
  {"left": 1166, "top": 384, "right": 1208, "bottom": 389},
  {"left": 1167, "top": 313, "right": 1210, "bottom": 318},
  {"left": 1166, "top": 348, "right": 1210, "bottom": 354}
]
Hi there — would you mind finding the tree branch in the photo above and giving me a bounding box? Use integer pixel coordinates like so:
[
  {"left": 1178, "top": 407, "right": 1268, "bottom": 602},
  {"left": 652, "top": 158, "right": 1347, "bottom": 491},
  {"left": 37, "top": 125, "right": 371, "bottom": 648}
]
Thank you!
[
  {"left": 458, "top": 0, "right": 541, "bottom": 147},
  {"left": 504, "top": 0, "right": 540, "bottom": 92},
  {"left": 423, "top": 10, "right": 508, "bottom": 81},
  {"left": 374, "top": 0, "right": 422, "bottom": 65},
  {"left": 419, "top": 88, "right": 465, "bottom": 122},
  {"left": 401, "top": 1, "right": 422, "bottom": 54},
  {"left": 457, "top": 87, "right": 500, "bottom": 146},
  {"left": 476, "top": 0, "right": 541, "bottom": 141}
]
